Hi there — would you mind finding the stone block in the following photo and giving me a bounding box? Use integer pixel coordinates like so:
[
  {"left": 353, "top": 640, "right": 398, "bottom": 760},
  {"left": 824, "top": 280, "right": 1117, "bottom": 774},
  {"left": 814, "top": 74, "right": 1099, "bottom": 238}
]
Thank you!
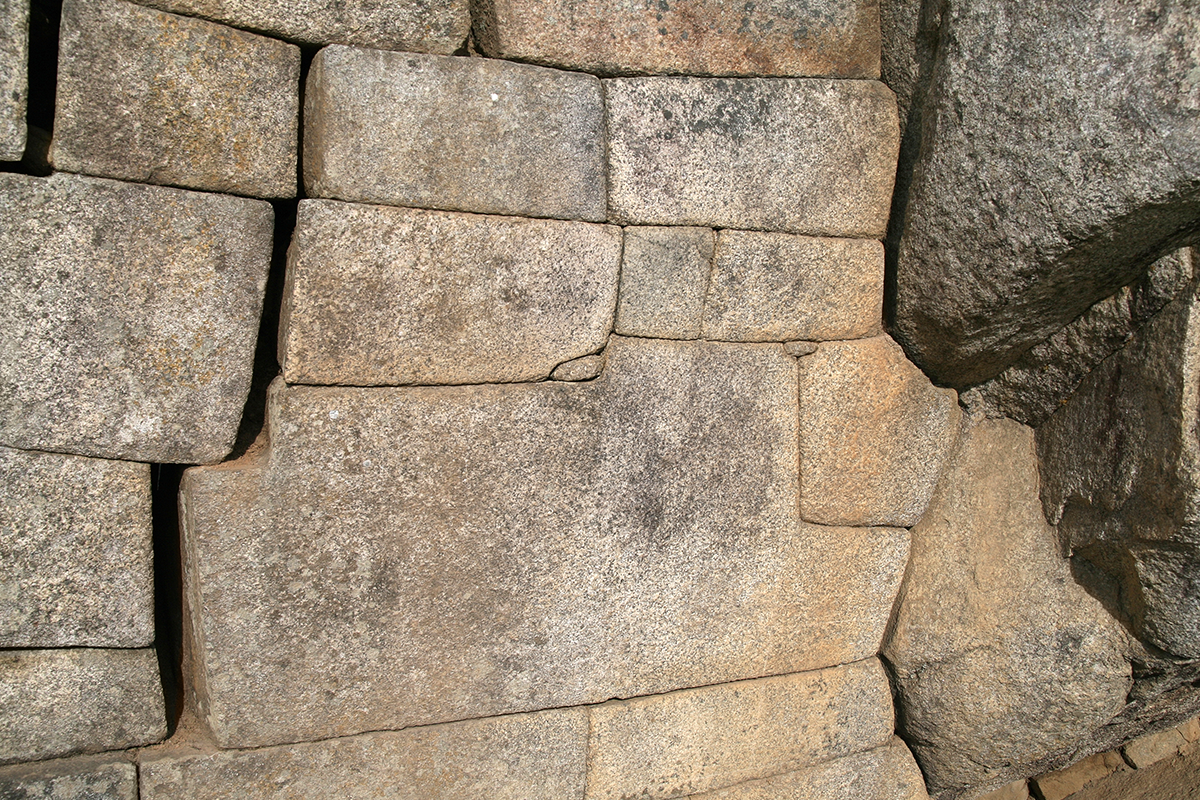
[
  {"left": 972, "top": 780, "right": 1031, "bottom": 800},
  {"left": 181, "top": 337, "right": 911, "bottom": 747},
  {"left": 0, "top": 649, "right": 166, "bottom": 764},
  {"left": 1180, "top": 717, "right": 1200, "bottom": 742},
  {"left": 279, "top": 200, "right": 621, "bottom": 385},
  {"left": 305, "top": 46, "right": 604, "bottom": 221},
  {"left": 892, "top": 0, "right": 1200, "bottom": 387},
  {"left": 586, "top": 660, "right": 894, "bottom": 800},
  {"left": 53, "top": 0, "right": 298, "bottom": 198},
  {"left": 684, "top": 738, "right": 930, "bottom": 800},
  {"left": 884, "top": 417, "right": 1131, "bottom": 795},
  {"left": 140, "top": 708, "right": 586, "bottom": 799},
  {"left": 0, "top": 172, "right": 273, "bottom": 464},
  {"left": 130, "top": 0, "right": 469, "bottom": 51},
  {"left": 798, "top": 335, "right": 958, "bottom": 527},
  {"left": 473, "top": 0, "right": 880, "bottom": 79},
  {"left": 1032, "top": 751, "right": 1126, "bottom": 800},
  {"left": 606, "top": 77, "right": 899, "bottom": 236},
  {"left": 0, "top": 0, "right": 27, "bottom": 161},
  {"left": 551, "top": 355, "right": 604, "bottom": 382},
  {"left": 703, "top": 231, "right": 883, "bottom": 342},
  {"left": 615, "top": 226, "right": 713, "bottom": 340},
  {"left": 1124, "top": 728, "right": 1187, "bottom": 769},
  {"left": 0, "top": 447, "right": 152, "bottom": 648},
  {"left": 0, "top": 756, "right": 137, "bottom": 800}
]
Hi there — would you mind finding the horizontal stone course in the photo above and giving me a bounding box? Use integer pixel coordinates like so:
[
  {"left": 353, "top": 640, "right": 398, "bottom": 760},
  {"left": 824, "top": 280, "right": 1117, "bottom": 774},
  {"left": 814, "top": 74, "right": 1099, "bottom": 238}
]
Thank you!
[
  {"left": 0, "top": 0, "right": 27, "bottom": 161},
  {"left": 0, "top": 755, "right": 137, "bottom": 799}
]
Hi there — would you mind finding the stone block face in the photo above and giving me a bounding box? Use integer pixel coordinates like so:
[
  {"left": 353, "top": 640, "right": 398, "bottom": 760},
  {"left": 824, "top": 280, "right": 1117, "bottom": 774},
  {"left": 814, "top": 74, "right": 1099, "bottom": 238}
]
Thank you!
[
  {"left": 884, "top": 417, "right": 1131, "bottom": 795},
  {"left": 615, "top": 226, "right": 713, "bottom": 340},
  {"left": 1123, "top": 728, "right": 1188, "bottom": 769},
  {"left": 586, "top": 660, "right": 894, "bottom": 800},
  {"left": 1032, "top": 751, "right": 1126, "bottom": 800},
  {"left": 473, "top": 0, "right": 881, "bottom": 79},
  {"left": 305, "top": 46, "right": 605, "bottom": 222},
  {"left": 798, "top": 335, "right": 958, "bottom": 527},
  {"left": 0, "top": 649, "right": 166, "bottom": 764},
  {"left": 140, "top": 708, "right": 586, "bottom": 799},
  {"left": 279, "top": 200, "right": 621, "bottom": 385},
  {"left": 703, "top": 231, "right": 883, "bottom": 342},
  {"left": 0, "top": 756, "right": 137, "bottom": 800},
  {"left": 182, "top": 337, "right": 910, "bottom": 747},
  {"left": 130, "top": 0, "right": 469, "bottom": 52},
  {"left": 0, "top": 0, "right": 27, "bottom": 161},
  {"left": 53, "top": 0, "right": 298, "bottom": 198},
  {"left": 0, "top": 447, "right": 152, "bottom": 648},
  {"left": 0, "top": 172, "right": 273, "bottom": 464},
  {"left": 605, "top": 77, "right": 899, "bottom": 236}
]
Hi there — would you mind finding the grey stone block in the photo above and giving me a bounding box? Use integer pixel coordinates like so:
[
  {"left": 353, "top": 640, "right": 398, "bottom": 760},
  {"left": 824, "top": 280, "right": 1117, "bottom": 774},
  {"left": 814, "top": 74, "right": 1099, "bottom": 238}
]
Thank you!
[
  {"left": 0, "top": 172, "right": 273, "bottom": 464},
  {"left": 0, "top": 649, "right": 166, "bottom": 765},
  {"left": 0, "top": 0, "right": 27, "bottom": 161},
  {"left": 606, "top": 77, "right": 899, "bottom": 236},
  {"left": 140, "top": 708, "right": 586, "bottom": 799},
  {"left": 0, "top": 446, "right": 152, "bottom": 648},
  {"left": 52, "top": 0, "right": 299, "bottom": 198},
  {"left": 279, "top": 200, "right": 621, "bottom": 385},
  {"left": 473, "top": 0, "right": 881, "bottom": 79},
  {"left": 129, "top": 0, "right": 469, "bottom": 52},
  {"left": 585, "top": 660, "right": 894, "bottom": 800},
  {"left": 0, "top": 756, "right": 137, "bottom": 800},
  {"left": 550, "top": 355, "right": 604, "bottom": 382},
  {"left": 305, "top": 46, "right": 605, "bottom": 222},
  {"left": 182, "top": 337, "right": 910, "bottom": 747},
  {"left": 703, "top": 231, "right": 883, "bottom": 342},
  {"left": 615, "top": 226, "right": 713, "bottom": 340}
]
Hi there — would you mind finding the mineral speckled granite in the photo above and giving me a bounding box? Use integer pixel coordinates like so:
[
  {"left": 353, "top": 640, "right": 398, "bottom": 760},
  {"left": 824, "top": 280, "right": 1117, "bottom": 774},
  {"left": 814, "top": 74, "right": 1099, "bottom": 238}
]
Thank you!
[
  {"left": 0, "top": 756, "right": 138, "bottom": 800},
  {"left": 0, "top": 0, "right": 27, "bottom": 161},
  {"left": 615, "top": 226, "right": 714, "bottom": 340}
]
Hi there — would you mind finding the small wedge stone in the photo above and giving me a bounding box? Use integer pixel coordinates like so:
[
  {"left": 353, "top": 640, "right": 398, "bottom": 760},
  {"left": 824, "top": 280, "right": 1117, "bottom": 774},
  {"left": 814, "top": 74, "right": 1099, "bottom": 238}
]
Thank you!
[
  {"left": 615, "top": 226, "right": 713, "bottom": 340},
  {"left": 551, "top": 355, "right": 605, "bottom": 382},
  {"left": 0, "top": 0, "right": 27, "bottom": 161}
]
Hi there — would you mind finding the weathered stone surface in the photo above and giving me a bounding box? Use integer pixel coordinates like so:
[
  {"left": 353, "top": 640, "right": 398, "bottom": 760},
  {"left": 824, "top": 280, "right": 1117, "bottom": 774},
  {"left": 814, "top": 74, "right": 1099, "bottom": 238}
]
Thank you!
[
  {"left": 0, "top": 447, "right": 152, "bottom": 648},
  {"left": 1124, "top": 728, "right": 1188, "bottom": 769},
  {"left": 606, "top": 77, "right": 899, "bottom": 236},
  {"left": 0, "top": 0, "right": 27, "bottom": 161},
  {"left": 182, "top": 337, "right": 911, "bottom": 747},
  {"left": 130, "top": 0, "right": 469, "bottom": 51},
  {"left": 615, "top": 226, "right": 713, "bottom": 340},
  {"left": 974, "top": 780, "right": 1031, "bottom": 800},
  {"left": 305, "top": 46, "right": 604, "bottom": 222},
  {"left": 785, "top": 341, "right": 819, "bottom": 357},
  {"left": 551, "top": 355, "right": 604, "bottom": 382},
  {"left": 474, "top": 0, "right": 880, "bottom": 79},
  {"left": 53, "top": 0, "right": 299, "bottom": 198},
  {"left": 141, "top": 708, "right": 586, "bottom": 799},
  {"left": 0, "top": 172, "right": 272, "bottom": 463},
  {"left": 0, "top": 649, "right": 166, "bottom": 764},
  {"left": 279, "top": 200, "right": 620, "bottom": 385},
  {"left": 703, "top": 231, "right": 883, "bottom": 342},
  {"left": 891, "top": 0, "right": 1200, "bottom": 387},
  {"left": 1039, "top": 281, "right": 1200, "bottom": 658},
  {"left": 587, "top": 660, "right": 894, "bottom": 800},
  {"left": 885, "top": 416, "right": 1131, "bottom": 796},
  {"left": 0, "top": 756, "right": 137, "bottom": 800},
  {"left": 798, "top": 335, "right": 958, "bottom": 527},
  {"left": 684, "top": 738, "right": 930, "bottom": 800},
  {"left": 1032, "top": 751, "right": 1127, "bottom": 800}
]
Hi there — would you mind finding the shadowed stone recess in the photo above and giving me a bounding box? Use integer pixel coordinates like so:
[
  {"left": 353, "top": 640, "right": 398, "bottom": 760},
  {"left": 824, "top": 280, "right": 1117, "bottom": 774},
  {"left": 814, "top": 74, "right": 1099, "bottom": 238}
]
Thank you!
[
  {"left": 182, "top": 337, "right": 910, "bottom": 747},
  {"left": 0, "top": 0, "right": 27, "bottom": 161},
  {"left": 0, "top": 172, "right": 273, "bottom": 463},
  {"left": 305, "top": 46, "right": 605, "bottom": 222},
  {"left": 279, "top": 200, "right": 621, "bottom": 386},
  {"left": 0, "top": 447, "right": 153, "bottom": 648},
  {"left": 473, "top": 0, "right": 881, "bottom": 79},
  {"left": 605, "top": 77, "right": 899, "bottom": 236},
  {"left": 53, "top": 0, "right": 299, "bottom": 198},
  {"left": 0, "top": 756, "right": 137, "bottom": 800},
  {"left": 615, "top": 226, "right": 714, "bottom": 340}
]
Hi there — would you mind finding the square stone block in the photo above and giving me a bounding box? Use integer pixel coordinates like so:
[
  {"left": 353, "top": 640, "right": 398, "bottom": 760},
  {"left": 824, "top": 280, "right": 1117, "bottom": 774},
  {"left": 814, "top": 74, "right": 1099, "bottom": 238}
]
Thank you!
[{"left": 615, "top": 226, "right": 713, "bottom": 340}]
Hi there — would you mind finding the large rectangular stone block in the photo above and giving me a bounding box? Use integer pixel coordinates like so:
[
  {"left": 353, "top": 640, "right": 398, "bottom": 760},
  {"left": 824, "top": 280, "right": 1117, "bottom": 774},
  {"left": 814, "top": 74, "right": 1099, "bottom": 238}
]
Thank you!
[
  {"left": 473, "top": 0, "right": 881, "bottom": 79},
  {"left": 182, "top": 337, "right": 910, "bottom": 747},
  {"left": 140, "top": 708, "right": 586, "bottom": 799},
  {"left": 0, "top": 172, "right": 273, "bottom": 464},
  {"left": 585, "top": 660, "right": 894, "bottom": 800},
  {"left": 0, "top": 649, "right": 166, "bottom": 764},
  {"left": 0, "top": 446, "right": 153, "bottom": 648},
  {"left": 0, "top": 756, "right": 137, "bottom": 800},
  {"left": 53, "top": 0, "right": 299, "bottom": 198},
  {"left": 606, "top": 77, "right": 899, "bottom": 236},
  {"left": 305, "top": 46, "right": 605, "bottom": 221},
  {"left": 0, "top": 0, "right": 27, "bottom": 161},
  {"left": 279, "top": 200, "right": 621, "bottom": 385}
]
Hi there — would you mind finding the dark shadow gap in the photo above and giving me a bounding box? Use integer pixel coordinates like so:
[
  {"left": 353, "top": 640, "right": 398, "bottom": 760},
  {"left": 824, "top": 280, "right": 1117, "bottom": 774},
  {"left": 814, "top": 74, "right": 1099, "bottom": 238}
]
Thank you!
[
  {"left": 1, "top": 0, "right": 59, "bottom": 175},
  {"left": 151, "top": 462, "right": 187, "bottom": 736}
]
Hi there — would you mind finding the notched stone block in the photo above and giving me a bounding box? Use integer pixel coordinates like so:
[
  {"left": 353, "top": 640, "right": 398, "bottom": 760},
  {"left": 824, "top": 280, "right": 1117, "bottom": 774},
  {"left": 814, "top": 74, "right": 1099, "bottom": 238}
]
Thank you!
[
  {"left": 0, "top": 0, "right": 27, "bottom": 161},
  {"left": 53, "top": 0, "right": 299, "bottom": 198},
  {"left": 615, "top": 226, "right": 713, "bottom": 340},
  {"left": 0, "top": 755, "right": 137, "bottom": 800}
]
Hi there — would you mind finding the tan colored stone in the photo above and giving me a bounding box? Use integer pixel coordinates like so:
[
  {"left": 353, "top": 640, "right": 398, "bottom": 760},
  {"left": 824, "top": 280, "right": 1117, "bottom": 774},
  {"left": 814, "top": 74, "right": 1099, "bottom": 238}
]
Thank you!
[
  {"left": 1179, "top": 717, "right": 1200, "bottom": 742},
  {"left": 703, "top": 231, "right": 883, "bottom": 342},
  {"left": 798, "top": 336, "right": 959, "bottom": 527},
  {"left": 0, "top": 0, "right": 27, "bottom": 161},
  {"left": 53, "top": 0, "right": 299, "bottom": 198},
  {"left": 586, "top": 660, "right": 894, "bottom": 800},
  {"left": 0, "top": 756, "right": 137, "bottom": 800},
  {"left": 305, "top": 46, "right": 605, "bottom": 222},
  {"left": 1124, "top": 728, "right": 1188, "bottom": 769},
  {"left": 551, "top": 355, "right": 605, "bottom": 381},
  {"left": 279, "top": 200, "right": 620, "bottom": 386},
  {"left": 615, "top": 226, "right": 714, "bottom": 340},
  {"left": 1034, "top": 751, "right": 1127, "bottom": 800},
  {"left": 473, "top": 0, "right": 881, "bottom": 78},
  {"left": 606, "top": 77, "right": 899, "bottom": 236},
  {"left": 972, "top": 779, "right": 1031, "bottom": 800},
  {"left": 785, "top": 341, "right": 820, "bottom": 357}
]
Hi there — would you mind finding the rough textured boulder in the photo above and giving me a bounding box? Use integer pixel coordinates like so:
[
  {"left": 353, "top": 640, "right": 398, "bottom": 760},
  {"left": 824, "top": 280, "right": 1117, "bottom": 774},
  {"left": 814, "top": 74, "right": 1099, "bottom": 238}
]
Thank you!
[
  {"left": 891, "top": 0, "right": 1200, "bottom": 387},
  {"left": 0, "top": 0, "right": 26, "bottom": 161}
]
